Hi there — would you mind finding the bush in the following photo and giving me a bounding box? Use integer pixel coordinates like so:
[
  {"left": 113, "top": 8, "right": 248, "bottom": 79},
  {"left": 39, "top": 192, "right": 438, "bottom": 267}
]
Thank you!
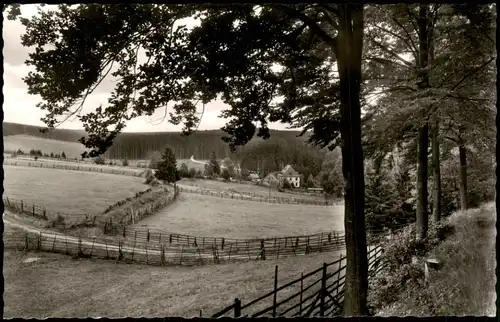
[
  {"left": 179, "top": 163, "right": 189, "bottom": 178},
  {"left": 122, "top": 159, "right": 129, "bottom": 167},
  {"left": 188, "top": 168, "right": 197, "bottom": 178},
  {"left": 94, "top": 155, "right": 106, "bottom": 165},
  {"left": 281, "top": 179, "right": 292, "bottom": 190},
  {"left": 221, "top": 168, "right": 231, "bottom": 181}
]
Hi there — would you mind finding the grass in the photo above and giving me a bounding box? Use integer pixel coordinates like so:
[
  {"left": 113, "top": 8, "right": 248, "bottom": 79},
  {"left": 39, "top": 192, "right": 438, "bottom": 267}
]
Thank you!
[
  {"left": 130, "top": 192, "right": 344, "bottom": 239},
  {"left": 4, "top": 134, "right": 87, "bottom": 159},
  {"left": 4, "top": 165, "right": 147, "bottom": 215},
  {"left": 374, "top": 203, "right": 496, "bottom": 316},
  {"left": 179, "top": 178, "right": 328, "bottom": 202},
  {"left": 3, "top": 241, "right": 344, "bottom": 318},
  {"left": 5, "top": 157, "right": 144, "bottom": 175}
]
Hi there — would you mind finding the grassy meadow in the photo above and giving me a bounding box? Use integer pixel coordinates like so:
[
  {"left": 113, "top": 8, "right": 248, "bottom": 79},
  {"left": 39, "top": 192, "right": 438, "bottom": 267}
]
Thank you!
[
  {"left": 179, "top": 178, "right": 329, "bottom": 202},
  {"left": 4, "top": 165, "right": 147, "bottom": 215},
  {"left": 3, "top": 242, "right": 344, "bottom": 318},
  {"left": 130, "top": 192, "right": 344, "bottom": 239},
  {"left": 4, "top": 134, "right": 87, "bottom": 159}
]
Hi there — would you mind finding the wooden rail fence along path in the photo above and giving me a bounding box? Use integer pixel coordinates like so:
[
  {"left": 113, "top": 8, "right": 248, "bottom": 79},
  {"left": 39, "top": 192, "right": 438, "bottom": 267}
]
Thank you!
[{"left": 211, "top": 245, "right": 386, "bottom": 317}]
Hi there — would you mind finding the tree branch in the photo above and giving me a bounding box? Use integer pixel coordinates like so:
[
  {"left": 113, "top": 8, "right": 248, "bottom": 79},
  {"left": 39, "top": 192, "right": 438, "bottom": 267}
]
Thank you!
[
  {"left": 271, "top": 4, "right": 338, "bottom": 52},
  {"left": 366, "top": 33, "right": 416, "bottom": 69}
]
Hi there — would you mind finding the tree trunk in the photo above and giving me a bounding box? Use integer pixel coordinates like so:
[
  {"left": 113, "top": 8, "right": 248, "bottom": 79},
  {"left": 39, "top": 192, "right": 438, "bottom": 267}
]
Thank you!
[
  {"left": 458, "top": 144, "right": 468, "bottom": 210},
  {"left": 431, "top": 119, "right": 441, "bottom": 222},
  {"left": 416, "top": 4, "right": 430, "bottom": 240},
  {"left": 416, "top": 124, "right": 429, "bottom": 239},
  {"left": 336, "top": 5, "right": 368, "bottom": 316}
]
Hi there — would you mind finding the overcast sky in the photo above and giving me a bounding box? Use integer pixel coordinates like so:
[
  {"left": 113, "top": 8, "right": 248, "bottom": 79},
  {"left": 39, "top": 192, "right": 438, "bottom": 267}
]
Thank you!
[{"left": 3, "top": 4, "right": 294, "bottom": 133}]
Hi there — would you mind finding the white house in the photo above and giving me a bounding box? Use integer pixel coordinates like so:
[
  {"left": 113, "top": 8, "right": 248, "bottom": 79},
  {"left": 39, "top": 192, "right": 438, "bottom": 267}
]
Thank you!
[{"left": 278, "top": 165, "right": 301, "bottom": 188}]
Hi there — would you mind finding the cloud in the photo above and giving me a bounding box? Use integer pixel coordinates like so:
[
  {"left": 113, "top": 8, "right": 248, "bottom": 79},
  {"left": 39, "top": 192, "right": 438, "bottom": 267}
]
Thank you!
[{"left": 2, "top": 4, "right": 296, "bottom": 133}]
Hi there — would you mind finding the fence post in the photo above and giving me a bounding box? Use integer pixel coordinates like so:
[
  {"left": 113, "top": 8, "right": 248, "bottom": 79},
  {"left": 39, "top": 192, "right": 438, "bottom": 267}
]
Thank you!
[
  {"left": 147, "top": 229, "right": 150, "bottom": 242},
  {"left": 320, "top": 263, "right": 327, "bottom": 317},
  {"left": 234, "top": 298, "right": 241, "bottom": 317},
  {"left": 21, "top": 200, "right": 24, "bottom": 213},
  {"left": 260, "top": 239, "right": 266, "bottom": 260},
  {"left": 123, "top": 227, "right": 126, "bottom": 238},
  {"left": 37, "top": 232, "right": 42, "bottom": 250},
  {"left": 273, "top": 265, "right": 278, "bottom": 317},
  {"left": 221, "top": 238, "right": 225, "bottom": 250}
]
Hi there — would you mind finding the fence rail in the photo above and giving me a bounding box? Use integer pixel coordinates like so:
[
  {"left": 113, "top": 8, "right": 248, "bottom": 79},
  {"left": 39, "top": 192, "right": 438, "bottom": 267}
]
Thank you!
[
  {"left": 4, "top": 159, "right": 143, "bottom": 177},
  {"left": 210, "top": 245, "right": 387, "bottom": 318},
  {"left": 3, "top": 228, "right": 346, "bottom": 267},
  {"left": 4, "top": 193, "right": 408, "bottom": 265},
  {"left": 177, "top": 186, "right": 334, "bottom": 206},
  {"left": 3, "top": 186, "right": 179, "bottom": 234}
]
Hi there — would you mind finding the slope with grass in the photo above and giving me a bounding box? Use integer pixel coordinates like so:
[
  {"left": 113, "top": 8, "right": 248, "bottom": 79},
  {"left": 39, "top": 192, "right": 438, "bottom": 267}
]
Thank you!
[
  {"left": 374, "top": 203, "right": 496, "bottom": 316},
  {"left": 4, "top": 134, "right": 87, "bottom": 159},
  {"left": 130, "top": 192, "right": 344, "bottom": 239},
  {"left": 4, "top": 165, "right": 147, "bottom": 215}
]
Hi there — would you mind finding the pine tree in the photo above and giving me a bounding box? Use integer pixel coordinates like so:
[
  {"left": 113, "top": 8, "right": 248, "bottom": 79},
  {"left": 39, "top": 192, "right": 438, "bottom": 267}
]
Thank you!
[
  {"left": 61, "top": 151, "right": 66, "bottom": 159},
  {"left": 155, "top": 147, "right": 180, "bottom": 184}
]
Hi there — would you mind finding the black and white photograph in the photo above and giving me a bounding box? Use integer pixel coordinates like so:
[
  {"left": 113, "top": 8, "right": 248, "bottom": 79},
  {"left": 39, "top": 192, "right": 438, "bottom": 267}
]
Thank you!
[{"left": 2, "top": 3, "right": 496, "bottom": 318}]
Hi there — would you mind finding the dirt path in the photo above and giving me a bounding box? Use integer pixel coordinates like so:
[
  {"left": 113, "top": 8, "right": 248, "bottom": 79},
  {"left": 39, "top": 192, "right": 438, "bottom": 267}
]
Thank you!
[{"left": 482, "top": 205, "right": 496, "bottom": 316}]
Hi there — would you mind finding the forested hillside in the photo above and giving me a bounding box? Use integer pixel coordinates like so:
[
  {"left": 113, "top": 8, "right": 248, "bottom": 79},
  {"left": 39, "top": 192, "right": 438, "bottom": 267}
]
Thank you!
[{"left": 3, "top": 122, "right": 309, "bottom": 160}]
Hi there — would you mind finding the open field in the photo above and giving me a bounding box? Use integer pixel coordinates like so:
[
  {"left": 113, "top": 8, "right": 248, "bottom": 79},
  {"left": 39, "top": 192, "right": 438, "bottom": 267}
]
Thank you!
[
  {"left": 179, "top": 178, "right": 329, "bottom": 202},
  {"left": 4, "top": 134, "right": 87, "bottom": 159},
  {"left": 130, "top": 193, "right": 344, "bottom": 239},
  {"left": 3, "top": 245, "right": 343, "bottom": 318},
  {"left": 4, "top": 165, "right": 147, "bottom": 215},
  {"left": 4, "top": 158, "right": 145, "bottom": 177}
]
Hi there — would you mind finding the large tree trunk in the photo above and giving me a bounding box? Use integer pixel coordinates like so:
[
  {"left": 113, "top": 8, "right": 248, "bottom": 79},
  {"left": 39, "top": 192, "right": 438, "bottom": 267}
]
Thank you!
[
  {"left": 416, "top": 4, "right": 430, "bottom": 240},
  {"left": 431, "top": 119, "right": 441, "bottom": 222},
  {"left": 458, "top": 144, "right": 468, "bottom": 210},
  {"left": 416, "top": 124, "right": 429, "bottom": 239},
  {"left": 336, "top": 5, "right": 368, "bottom": 316}
]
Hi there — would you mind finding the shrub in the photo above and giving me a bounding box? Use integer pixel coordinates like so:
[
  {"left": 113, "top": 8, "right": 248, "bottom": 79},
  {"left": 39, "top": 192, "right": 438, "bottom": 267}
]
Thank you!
[
  {"left": 61, "top": 151, "right": 66, "bottom": 159},
  {"left": 188, "top": 168, "right": 197, "bottom": 178},
  {"left": 179, "top": 163, "right": 189, "bottom": 178},
  {"left": 221, "top": 168, "right": 231, "bottom": 181},
  {"left": 94, "top": 155, "right": 106, "bottom": 165},
  {"left": 122, "top": 159, "right": 129, "bottom": 167},
  {"left": 17, "top": 149, "right": 25, "bottom": 155},
  {"left": 281, "top": 179, "right": 292, "bottom": 190}
]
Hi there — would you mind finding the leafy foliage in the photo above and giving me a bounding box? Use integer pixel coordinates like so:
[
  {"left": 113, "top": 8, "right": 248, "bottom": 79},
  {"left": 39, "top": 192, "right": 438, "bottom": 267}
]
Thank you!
[
  {"left": 209, "top": 151, "right": 221, "bottom": 176},
  {"left": 94, "top": 155, "right": 106, "bottom": 165},
  {"left": 179, "top": 163, "right": 189, "bottom": 178}
]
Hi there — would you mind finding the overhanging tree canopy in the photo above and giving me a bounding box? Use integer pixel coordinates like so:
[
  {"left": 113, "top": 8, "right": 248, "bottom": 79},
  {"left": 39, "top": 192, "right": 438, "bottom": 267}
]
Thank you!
[{"left": 18, "top": 3, "right": 368, "bottom": 315}]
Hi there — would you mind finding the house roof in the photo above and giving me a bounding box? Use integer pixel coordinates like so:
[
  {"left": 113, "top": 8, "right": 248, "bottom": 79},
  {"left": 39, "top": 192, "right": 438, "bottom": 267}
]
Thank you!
[{"left": 281, "top": 165, "right": 299, "bottom": 176}]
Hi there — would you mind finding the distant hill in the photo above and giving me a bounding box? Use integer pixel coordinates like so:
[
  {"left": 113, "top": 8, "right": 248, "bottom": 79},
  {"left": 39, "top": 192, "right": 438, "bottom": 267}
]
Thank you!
[
  {"left": 4, "top": 135, "right": 87, "bottom": 159},
  {"left": 3, "top": 122, "right": 309, "bottom": 160}
]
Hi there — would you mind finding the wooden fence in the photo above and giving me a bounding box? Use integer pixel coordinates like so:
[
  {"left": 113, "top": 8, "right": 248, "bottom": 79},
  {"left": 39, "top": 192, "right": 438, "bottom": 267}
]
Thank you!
[
  {"left": 4, "top": 159, "right": 143, "bottom": 177},
  {"left": 177, "top": 186, "right": 334, "bottom": 206},
  {"left": 3, "top": 228, "right": 346, "bottom": 267},
  {"left": 209, "top": 245, "right": 386, "bottom": 317},
  {"left": 107, "top": 227, "right": 347, "bottom": 260},
  {"left": 3, "top": 186, "right": 179, "bottom": 233}
]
